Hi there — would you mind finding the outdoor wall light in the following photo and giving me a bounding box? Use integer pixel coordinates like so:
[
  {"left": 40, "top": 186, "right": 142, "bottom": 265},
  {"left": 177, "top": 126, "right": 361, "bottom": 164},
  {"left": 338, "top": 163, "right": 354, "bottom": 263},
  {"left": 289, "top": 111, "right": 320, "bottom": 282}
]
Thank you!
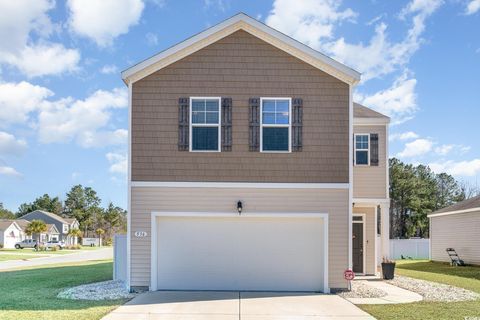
[{"left": 237, "top": 201, "right": 243, "bottom": 215}]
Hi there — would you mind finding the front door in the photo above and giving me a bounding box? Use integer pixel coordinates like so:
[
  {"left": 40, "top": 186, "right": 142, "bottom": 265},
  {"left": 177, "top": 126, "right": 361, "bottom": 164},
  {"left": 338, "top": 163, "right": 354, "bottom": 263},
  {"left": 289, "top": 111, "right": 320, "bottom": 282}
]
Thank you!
[{"left": 352, "top": 220, "right": 364, "bottom": 273}]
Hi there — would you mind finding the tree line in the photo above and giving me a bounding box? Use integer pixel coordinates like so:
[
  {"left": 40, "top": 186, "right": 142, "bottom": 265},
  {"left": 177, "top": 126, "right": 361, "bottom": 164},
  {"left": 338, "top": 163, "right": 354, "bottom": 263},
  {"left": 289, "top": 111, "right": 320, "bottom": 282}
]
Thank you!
[
  {"left": 389, "top": 158, "right": 479, "bottom": 239},
  {"left": 0, "top": 185, "right": 127, "bottom": 243}
]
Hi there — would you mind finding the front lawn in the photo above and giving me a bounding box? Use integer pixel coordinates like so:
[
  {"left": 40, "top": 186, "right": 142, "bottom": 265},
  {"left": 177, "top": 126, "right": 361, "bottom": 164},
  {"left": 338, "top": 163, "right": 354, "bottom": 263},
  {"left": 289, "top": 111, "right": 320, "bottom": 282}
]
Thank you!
[
  {"left": 0, "top": 254, "right": 41, "bottom": 262},
  {"left": 0, "top": 260, "right": 126, "bottom": 320},
  {"left": 360, "top": 260, "right": 480, "bottom": 320}
]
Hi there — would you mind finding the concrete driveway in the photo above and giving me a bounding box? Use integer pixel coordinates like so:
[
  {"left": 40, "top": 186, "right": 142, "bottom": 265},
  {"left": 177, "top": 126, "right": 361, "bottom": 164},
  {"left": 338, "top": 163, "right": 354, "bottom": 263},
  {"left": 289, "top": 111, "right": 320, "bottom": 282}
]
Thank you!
[{"left": 102, "top": 291, "right": 375, "bottom": 320}]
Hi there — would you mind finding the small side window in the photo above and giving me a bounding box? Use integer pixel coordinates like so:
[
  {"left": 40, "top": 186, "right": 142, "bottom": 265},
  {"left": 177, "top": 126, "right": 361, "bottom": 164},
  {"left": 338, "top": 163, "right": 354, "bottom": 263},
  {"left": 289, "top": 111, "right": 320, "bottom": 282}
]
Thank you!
[{"left": 355, "top": 134, "right": 369, "bottom": 165}]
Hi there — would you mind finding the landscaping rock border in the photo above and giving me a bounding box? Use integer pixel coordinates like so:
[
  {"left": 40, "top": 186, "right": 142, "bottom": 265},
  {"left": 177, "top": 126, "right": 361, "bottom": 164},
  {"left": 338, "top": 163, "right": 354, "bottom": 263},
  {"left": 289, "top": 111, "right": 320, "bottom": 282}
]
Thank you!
[
  {"left": 57, "top": 280, "right": 136, "bottom": 300},
  {"left": 388, "top": 275, "right": 480, "bottom": 302},
  {"left": 338, "top": 280, "right": 388, "bottom": 298}
]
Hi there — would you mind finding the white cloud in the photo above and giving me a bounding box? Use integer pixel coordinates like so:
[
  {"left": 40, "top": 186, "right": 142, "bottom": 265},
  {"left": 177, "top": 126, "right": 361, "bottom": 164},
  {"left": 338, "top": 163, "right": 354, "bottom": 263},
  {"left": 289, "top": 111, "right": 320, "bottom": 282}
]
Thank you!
[
  {"left": 37, "top": 87, "right": 128, "bottom": 147},
  {"left": 0, "top": 0, "right": 81, "bottom": 77},
  {"left": 429, "top": 159, "right": 480, "bottom": 177},
  {"left": 67, "top": 0, "right": 145, "bottom": 47},
  {"left": 145, "top": 32, "right": 159, "bottom": 46},
  {"left": 100, "top": 64, "right": 119, "bottom": 75},
  {"left": 355, "top": 72, "right": 417, "bottom": 124},
  {"left": 397, "top": 138, "right": 433, "bottom": 158},
  {"left": 266, "top": 0, "right": 356, "bottom": 48},
  {"left": 0, "top": 165, "right": 22, "bottom": 177},
  {"left": 389, "top": 131, "right": 419, "bottom": 141},
  {"left": 434, "top": 144, "right": 454, "bottom": 156},
  {"left": 466, "top": 0, "right": 480, "bottom": 14},
  {"left": 106, "top": 152, "right": 127, "bottom": 175},
  {"left": 0, "top": 132, "right": 27, "bottom": 156},
  {"left": 0, "top": 0, "right": 54, "bottom": 54},
  {"left": 4, "top": 43, "right": 80, "bottom": 77},
  {"left": 0, "top": 81, "right": 53, "bottom": 125},
  {"left": 265, "top": 0, "right": 442, "bottom": 81}
]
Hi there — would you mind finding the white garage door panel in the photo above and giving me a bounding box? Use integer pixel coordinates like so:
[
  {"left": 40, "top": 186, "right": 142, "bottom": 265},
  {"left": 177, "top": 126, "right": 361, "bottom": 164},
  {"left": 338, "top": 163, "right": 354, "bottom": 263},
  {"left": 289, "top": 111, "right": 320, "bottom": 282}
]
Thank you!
[{"left": 156, "top": 216, "right": 325, "bottom": 291}]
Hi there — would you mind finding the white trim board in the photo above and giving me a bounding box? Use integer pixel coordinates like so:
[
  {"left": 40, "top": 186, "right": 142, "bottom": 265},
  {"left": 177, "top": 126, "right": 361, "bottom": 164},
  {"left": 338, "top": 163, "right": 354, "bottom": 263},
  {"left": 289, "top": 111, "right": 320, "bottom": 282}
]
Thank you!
[
  {"left": 132, "top": 181, "right": 349, "bottom": 189},
  {"left": 150, "top": 211, "right": 329, "bottom": 293},
  {"left": 427, "top": 207, "right": 480, "bottom": 218},
  {"left": 122, "top": 13, "right": 360, "bottom": 86},
  {"left": 353, "top": 118, "right": 389, "bottom": 125}
]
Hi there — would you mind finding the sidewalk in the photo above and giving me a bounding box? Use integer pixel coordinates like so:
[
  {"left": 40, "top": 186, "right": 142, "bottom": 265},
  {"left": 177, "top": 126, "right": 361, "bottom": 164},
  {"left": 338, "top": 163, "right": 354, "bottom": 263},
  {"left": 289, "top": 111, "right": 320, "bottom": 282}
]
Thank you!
[
  {"left": 344, "top": 280, "right": 423, "bottom": 305},
  {"left": 0, "top": 247, "right": 112, "bottom": 270}
]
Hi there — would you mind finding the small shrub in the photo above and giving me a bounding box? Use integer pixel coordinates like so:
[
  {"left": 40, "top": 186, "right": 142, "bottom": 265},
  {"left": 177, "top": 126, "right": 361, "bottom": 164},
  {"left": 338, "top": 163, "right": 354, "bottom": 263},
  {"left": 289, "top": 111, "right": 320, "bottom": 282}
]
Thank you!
[
  {"left": 37, "top": 245, "right": 46, "bottom": 251},
  {"left": 0, "top": 244, "right": 3, "bottom": 249},
  {"left": 50, "top": 246, "right": 58, "bottom": 251},
  {"left": 104, "top": 238, "right": 113, "bottom": 246},
  {"left": 66, "top": 244, "right": 81, "bottom": 250}
]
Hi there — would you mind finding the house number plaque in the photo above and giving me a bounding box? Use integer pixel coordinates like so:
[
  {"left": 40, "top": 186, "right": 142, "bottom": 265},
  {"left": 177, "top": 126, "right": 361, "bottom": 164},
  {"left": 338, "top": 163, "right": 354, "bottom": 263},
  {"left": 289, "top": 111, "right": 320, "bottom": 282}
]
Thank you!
[{"left": 134, "top": 231, "right": 148, "bottom": 238}]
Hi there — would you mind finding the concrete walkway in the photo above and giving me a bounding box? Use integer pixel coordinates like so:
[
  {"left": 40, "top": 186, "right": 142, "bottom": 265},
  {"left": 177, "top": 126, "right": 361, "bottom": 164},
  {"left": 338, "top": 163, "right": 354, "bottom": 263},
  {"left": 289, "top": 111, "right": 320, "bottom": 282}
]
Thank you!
[
  {"left": 0, "top": 247, "right": 112, "bottom": 270},
  {"left": 345, "top": 280, "right": 423, "bottom": 305},
  {"left": 102, "top": 291, "right": 375, "bottom": 320}
]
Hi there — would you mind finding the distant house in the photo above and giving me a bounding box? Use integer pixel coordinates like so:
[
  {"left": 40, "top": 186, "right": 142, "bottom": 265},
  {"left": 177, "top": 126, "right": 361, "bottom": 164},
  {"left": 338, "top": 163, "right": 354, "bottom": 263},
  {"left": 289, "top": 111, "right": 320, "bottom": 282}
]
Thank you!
[
  {"left": 20, "top": 210, "right": 79, "bottom": 245},
  {"left": 0, "top": 220, "right": 23, "bottom": 248},
  {"left": 15, "top": 219, "right": 61, "bottom": 243},
  {"left": 428, "top": 195, "right": 480, "bottom": 265}
]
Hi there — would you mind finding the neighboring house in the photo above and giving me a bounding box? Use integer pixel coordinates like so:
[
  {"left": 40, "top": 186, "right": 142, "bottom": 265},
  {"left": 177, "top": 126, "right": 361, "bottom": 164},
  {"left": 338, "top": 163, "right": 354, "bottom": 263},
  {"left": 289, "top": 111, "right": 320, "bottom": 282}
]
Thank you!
[
  {"left": 20, "top": 210, "right": 79, "bottom": 245},
  {"left": 0, "top": 220, "right": 23, "bottom": 248},
  {"left": 122, "top": 13, "right": 390, "bottom": 293},
  {"left": 15, "top": 219, "right": 60, "bottom": 243},
  {"left": 428, "top": 195, "right": 480, "bottom": 265}
]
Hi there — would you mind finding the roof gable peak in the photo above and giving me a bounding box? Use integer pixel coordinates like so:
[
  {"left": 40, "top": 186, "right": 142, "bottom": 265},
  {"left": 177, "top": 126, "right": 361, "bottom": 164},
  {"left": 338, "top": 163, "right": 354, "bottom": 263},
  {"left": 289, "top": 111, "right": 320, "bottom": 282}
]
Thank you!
[{"left": 122, "top": 12, "right": 360, "bottom": 85}]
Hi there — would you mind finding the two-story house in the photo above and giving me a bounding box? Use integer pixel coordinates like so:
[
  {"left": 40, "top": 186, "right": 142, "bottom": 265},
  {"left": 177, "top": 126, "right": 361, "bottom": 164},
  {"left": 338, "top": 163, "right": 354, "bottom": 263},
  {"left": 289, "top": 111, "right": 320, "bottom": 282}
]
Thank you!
[
  {"left": 21, "top": 210, "right": 79, "bottom": 245},
  {"left": 122, "top": 13, "right": 390, "bottom": 293}
]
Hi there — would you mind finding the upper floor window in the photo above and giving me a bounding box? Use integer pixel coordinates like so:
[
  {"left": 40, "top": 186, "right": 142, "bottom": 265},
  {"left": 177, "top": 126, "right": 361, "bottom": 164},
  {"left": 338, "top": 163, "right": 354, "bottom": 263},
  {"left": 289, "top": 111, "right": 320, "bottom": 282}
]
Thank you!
[
  {"left": 260, "top": 98, "right": 291, "bottom": 152},
  {"left": 63, "top": 224, "right": 69, "bottom": 233},
  {"left": 355, "top": 134, "right": 369, "bottom": 165},
  {"left": 190, "top": 97, "right": 221, "bottom": 152}
]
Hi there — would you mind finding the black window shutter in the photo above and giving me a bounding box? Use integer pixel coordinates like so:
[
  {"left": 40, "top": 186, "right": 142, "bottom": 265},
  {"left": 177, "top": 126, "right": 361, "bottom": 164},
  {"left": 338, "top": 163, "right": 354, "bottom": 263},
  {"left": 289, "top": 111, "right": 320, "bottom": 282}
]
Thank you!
[
  {"left": 370, "top": 133, "right": 379, "bottom": 166},
  {"left": 178, "top": 97, "right": 189, "bottom": 151},
  {"left": 249, "top": 98, "right": 260, "bottom": 151},
  {"left": 292, "top": 98, "right": 303, "bottom": 152},
  {"left": 221, "top": 97, "right": 232, "bottom": 151}
]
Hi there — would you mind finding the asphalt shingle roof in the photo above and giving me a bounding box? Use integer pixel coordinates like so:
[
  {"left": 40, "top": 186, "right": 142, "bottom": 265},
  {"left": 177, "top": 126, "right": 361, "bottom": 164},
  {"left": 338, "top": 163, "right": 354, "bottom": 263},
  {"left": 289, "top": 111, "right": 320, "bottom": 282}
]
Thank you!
[{"left": 430, "top": 195, "right": 480, "bottom": 215}]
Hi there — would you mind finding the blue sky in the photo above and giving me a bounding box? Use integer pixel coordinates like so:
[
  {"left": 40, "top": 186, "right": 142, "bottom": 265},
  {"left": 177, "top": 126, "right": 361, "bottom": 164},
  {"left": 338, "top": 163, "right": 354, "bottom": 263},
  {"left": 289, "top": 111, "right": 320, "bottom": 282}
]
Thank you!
[{"left": 1, "top": 0, "right": 479, "bottom": 211}]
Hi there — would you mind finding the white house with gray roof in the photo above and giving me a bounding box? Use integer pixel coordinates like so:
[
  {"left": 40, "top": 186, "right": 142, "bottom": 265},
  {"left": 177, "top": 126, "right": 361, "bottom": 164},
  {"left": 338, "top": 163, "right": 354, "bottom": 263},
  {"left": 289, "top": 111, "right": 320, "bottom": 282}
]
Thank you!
[{"left": 20, "top": 210, "right": 79, "bottom": 245}]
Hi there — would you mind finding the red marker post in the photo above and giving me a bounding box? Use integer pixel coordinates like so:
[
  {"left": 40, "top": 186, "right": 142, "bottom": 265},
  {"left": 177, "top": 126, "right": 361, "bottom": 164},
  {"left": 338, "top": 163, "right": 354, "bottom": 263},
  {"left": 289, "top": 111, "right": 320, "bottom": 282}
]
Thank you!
[{"left": 344, "top": 269, "right": 355, "bottom": 291}]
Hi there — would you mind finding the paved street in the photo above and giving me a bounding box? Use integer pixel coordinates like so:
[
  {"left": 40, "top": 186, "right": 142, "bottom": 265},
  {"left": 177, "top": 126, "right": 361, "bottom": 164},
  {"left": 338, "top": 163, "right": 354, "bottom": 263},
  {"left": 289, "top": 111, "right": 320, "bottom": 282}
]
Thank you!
[{"left": 0, "top": 247, "right": 112, "bottom": 270}]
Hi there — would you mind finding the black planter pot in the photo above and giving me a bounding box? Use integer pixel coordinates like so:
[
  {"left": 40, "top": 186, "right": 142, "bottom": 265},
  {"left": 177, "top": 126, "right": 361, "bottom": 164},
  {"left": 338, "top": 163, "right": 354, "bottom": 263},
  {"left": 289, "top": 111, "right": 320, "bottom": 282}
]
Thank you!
[{"left": 381, "top": 262, "right": 396, "bottom": 280}]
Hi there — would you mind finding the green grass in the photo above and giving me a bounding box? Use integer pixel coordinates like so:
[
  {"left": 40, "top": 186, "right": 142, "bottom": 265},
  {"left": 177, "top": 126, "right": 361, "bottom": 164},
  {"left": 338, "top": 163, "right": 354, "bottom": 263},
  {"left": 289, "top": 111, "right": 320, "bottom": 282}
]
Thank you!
[
  {"left": 0, "top": 260, "right": 126, "bottom": 320},
  {"left": 360, "top": 260, "right": 480, "bottom": 320},
  {"left": 0, "top": 254, "right": 41, "bottom": 262}
]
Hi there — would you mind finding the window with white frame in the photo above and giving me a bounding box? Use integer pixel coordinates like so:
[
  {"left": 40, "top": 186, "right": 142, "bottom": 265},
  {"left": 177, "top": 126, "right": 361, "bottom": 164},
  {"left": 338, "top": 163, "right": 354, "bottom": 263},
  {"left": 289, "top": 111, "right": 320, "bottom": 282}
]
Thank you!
[
  {"left": 355, "top": 134, "right": 369, "bottom": 165},
  {"left": 190, "top": 97, "right": 221, "bottom": 152},
  {"left": 260, "top": 98, "right": 291, "bottom": 152}
]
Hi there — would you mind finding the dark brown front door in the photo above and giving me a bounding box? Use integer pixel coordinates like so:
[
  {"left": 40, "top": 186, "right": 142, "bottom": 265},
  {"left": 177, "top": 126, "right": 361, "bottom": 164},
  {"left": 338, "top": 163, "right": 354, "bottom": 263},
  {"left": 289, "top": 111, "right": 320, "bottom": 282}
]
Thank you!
[{"left": 352, "top": 222, "right": 364, "bottom": 273}]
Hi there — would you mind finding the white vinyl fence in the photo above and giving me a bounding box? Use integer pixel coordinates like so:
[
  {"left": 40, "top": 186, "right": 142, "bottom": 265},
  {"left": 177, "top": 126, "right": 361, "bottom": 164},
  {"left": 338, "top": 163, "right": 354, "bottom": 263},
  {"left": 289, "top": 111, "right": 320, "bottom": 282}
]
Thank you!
[
  {"left": 390, "top": 238, "right": 430, "bottom": 260},
  {"left": 114, "top": 234, "right": 127, "bottom": 282}
]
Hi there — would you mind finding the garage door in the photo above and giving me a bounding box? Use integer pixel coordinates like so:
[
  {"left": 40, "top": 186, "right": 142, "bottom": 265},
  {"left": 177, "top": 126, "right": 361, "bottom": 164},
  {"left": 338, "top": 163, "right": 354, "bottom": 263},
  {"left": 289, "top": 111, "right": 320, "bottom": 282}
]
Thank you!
[{"left": 155, "top": 214, "right": 326, "bottom": 292}]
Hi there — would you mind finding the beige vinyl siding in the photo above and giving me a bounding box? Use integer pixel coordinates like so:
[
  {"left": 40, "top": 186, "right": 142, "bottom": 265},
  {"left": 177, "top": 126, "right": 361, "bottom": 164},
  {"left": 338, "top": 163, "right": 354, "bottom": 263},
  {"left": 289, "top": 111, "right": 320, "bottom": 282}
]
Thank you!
[
  {"left": 353, "top": 125, "right": 387, "bottom": 199},
  {"left": 131, "top": 187, "right": 349, "bottom": 289},
  {"left": 131, "top": 30, "right": 349, "bottom": 183},
  {"left": 353, "top": 206, "right": 376, "bottom": 275},
  {"left": 430, "top": 211, "right": 480, "bottom": 265}
]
